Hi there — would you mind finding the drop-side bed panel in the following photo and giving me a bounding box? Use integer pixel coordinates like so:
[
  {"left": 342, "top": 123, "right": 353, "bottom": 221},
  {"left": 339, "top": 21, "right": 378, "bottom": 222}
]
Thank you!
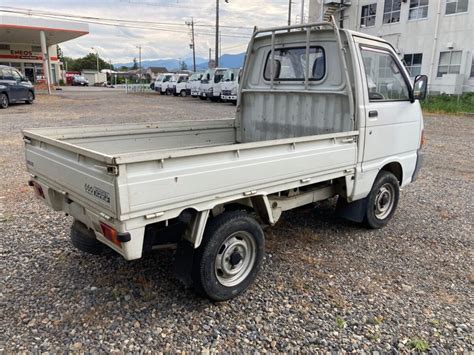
[{"left": 117, "top": 131, "right": 359, "bottom": 220}]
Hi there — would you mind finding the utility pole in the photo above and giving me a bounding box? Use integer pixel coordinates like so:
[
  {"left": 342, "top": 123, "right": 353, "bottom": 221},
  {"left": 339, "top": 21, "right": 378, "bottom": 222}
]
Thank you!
[
  {"left": 215, "top": 0, "right": 229, "bottom": 68},
  {"left": 215, "top": 0, "right": 219, "bottom": 67},
  {"left": 137, "top": 45, "right": 142, "bottom": 83},
  {"left": 91, "top": 47, "right": 99, "bottom": 72},
  {"left": 288, "top": 0, "right": 292, "bottom": 26},
  {"left": 186, "top": 18, "right": 196, "bottom": 72}
]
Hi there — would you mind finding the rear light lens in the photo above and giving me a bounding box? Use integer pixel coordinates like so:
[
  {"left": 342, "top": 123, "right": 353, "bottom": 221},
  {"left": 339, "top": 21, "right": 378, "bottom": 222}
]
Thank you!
[
  {"left": 420, "top": 129, "right": 426, "bottom": 149},
  {"left": 100, "top": 222, "right": 122, "bottom": 247}
]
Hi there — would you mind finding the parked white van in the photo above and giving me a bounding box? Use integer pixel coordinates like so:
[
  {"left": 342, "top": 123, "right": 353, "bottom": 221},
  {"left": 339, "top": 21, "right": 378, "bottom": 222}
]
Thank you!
[{"left": 154, "top": 73, "right": 174, "bottom": 95}]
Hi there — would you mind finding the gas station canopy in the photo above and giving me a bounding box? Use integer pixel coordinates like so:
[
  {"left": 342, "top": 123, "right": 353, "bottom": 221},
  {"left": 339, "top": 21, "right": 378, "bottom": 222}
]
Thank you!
[{"left": 0, "top": 15, "right": 89, "bottom": 45}]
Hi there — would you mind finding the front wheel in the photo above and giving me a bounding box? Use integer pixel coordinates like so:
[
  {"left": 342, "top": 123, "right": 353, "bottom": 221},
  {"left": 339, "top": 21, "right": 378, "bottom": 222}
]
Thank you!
[
  {"left": 364, "top": 171, "right": 400, "bottom": 229},
  {"left": 25, "top": 91, "right": 34, "bottom": 104},
  {"left": 0, "top": 93, "right": 8, "bottom": 109},
  {"left": 180, "top": 90, "right": 187, "bottom": 97},
  {"left": 192, "top": 211, "right": 265, "bottom": 301}
]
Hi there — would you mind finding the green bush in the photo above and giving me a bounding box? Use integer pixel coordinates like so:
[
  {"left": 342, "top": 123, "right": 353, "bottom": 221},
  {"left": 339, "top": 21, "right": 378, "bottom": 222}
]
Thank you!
[{"left": 421, "top": 92, "right": 474, "bottom": 114}]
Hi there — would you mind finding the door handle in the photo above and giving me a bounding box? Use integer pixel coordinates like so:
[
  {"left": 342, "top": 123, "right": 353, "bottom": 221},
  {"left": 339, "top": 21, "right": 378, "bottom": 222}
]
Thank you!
[{"left": 368, "top": 110, "right": 378, "bottom": 118}]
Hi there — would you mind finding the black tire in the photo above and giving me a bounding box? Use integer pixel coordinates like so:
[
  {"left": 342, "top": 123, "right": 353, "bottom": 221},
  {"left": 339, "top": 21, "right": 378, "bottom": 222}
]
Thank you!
[
  {"left": 0, "top": 93, "right": 8, "bottom": 109},
  {"left": 364, "top": 171, "right": 400, "bottom": 229},
  {"left": 199, "top": 96, "right": 207, "bottom": 101},
  {"left": 192, "top": 211, "right": 265, "bottom": 301},
  {"left": 160, "top": 91, "right": 165, "bottom": 95},
  {"left": 70, "top": 220, "right": 104, "bottom": 255},
  {"left": 25, "top": 91, "right": 34, "bottom": 104}
]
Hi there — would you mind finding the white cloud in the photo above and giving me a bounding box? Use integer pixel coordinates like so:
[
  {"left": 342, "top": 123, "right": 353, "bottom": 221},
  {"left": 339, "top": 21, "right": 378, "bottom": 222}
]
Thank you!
[{"left": 1, "top": 0, "right": 307, "bottom": 63}]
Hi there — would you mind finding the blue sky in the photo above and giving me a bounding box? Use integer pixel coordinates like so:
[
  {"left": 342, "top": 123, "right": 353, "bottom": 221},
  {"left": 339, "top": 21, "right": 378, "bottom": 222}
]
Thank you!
[{"left": 0, "top": 0, "right": 305, "bottom": 63}]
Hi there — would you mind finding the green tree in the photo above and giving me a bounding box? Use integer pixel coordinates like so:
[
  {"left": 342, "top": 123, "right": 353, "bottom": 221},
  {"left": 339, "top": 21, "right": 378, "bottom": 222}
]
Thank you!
[
  {"left": 132, "top": 58, "right": 138, "bottom": 70},
  {"left": 180, "top": 61, "right": 188, "bottom": 70}
]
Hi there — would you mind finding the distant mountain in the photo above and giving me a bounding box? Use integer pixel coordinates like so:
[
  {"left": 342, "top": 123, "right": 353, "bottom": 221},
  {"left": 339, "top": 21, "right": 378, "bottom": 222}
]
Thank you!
[
  {"left": 116, "top": 53, "right": 245, "bottom": 71},
  {"left": 115, "top": 57, "right": 207, "bottom": 71}
]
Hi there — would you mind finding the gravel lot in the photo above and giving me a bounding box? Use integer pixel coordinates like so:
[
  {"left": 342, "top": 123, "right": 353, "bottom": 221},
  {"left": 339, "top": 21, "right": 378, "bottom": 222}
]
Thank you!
[{"left": 1, "top": 88, "right": 473, "bottom": 352}]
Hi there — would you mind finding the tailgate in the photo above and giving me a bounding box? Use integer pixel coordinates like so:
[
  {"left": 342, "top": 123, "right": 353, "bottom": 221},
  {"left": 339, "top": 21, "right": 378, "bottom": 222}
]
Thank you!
[{"left": 23, "top": 133, "right": 118, "bottom": 218}]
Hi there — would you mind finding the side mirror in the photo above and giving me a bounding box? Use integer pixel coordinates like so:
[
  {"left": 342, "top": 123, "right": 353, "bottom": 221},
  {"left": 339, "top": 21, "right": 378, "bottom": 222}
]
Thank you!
[
  {"left": 207, "top": 74, "right": 210, "bottom": 80},
  {"left": 413, "top": 75, "right": 428, "bottom": 101},
  {"left": 230, "top": 73, "right": 235, "bottom": 81}
]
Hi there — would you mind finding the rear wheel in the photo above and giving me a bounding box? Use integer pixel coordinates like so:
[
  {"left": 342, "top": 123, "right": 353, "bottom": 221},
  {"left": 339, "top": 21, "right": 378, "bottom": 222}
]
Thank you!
[
  {"left": 192, "top": 211, "right": 265, "bottom": 301},
  {"left": 25, "top": 91, "right": 34, "bottom": 104},
  {"left": 180, "top": 90, "right": 187, "bottom": 97},
  {"left": 0, "top": 93, "right": 8, "bottom": 109},
  {"left": 364, "top": 171, "right": 400, "bottom": 229},
  {"left": 70, "top": 220, "right": 104, "bottom": 255}
]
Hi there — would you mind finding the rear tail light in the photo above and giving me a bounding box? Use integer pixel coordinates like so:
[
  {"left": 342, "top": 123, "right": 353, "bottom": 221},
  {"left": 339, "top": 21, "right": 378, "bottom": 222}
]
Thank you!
[
  {"left": 100, "top": 223, "right": 131, "bottom": 247},
  {"left": 100, "top": 223, "right": 122, "bottom": 247},
  {"left": 420, "top": 129, "right": 426, "bottom": 149}
]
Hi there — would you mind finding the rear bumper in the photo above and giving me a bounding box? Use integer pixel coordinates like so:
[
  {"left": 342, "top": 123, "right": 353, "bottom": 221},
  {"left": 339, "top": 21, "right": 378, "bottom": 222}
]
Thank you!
[
  {"left": 28, "top": 177, "right": 142, "bottom": 260},
  {"left": 412, "top": 149, "right": 424, "bottom": 182}
]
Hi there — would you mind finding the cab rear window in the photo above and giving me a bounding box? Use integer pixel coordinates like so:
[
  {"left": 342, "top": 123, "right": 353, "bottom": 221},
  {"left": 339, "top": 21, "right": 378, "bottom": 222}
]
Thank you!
[{"left": 264, "top": 46, "right": 325, "bottom": 81}]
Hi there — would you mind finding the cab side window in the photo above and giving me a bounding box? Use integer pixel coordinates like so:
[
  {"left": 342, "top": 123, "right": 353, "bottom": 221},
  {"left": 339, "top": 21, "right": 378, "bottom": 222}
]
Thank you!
[{"left": 360, "top": 47, "right": 410, "bottom": 101}]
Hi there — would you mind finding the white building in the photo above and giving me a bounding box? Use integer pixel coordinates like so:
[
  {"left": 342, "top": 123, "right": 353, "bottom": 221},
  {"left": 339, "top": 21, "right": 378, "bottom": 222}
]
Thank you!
[
  {"left": 0, "top": 15, "right": 89, "bottom": 88},
  {"left": 311, "top": 0, "right": 474, "bottom": 93}
]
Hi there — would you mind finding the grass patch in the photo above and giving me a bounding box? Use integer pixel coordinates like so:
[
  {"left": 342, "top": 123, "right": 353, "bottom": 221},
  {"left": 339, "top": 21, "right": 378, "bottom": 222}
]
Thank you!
[
  {"left": 421, "top": 92, "right": 474, "bottom": 115},
  {"left": 336, "top": 316, "right": 346, "bottom": 329},
  {"left": 408, "top": 338, "right": 429, "bottom": 352}
]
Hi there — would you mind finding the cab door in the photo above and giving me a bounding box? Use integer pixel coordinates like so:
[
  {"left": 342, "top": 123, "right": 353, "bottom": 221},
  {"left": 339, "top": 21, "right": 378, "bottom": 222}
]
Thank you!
[{"left": 353, "top": 36, "right": 422, "bottom": 187}]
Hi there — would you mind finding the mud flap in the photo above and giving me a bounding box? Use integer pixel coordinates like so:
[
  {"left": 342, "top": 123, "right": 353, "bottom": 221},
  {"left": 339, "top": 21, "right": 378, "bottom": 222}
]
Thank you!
[
  {"left": 173, "top": 240, "right": 195, "bottom": 288},
  {"left": 336, "top": 196, "right": 368, "bottom": 223}
]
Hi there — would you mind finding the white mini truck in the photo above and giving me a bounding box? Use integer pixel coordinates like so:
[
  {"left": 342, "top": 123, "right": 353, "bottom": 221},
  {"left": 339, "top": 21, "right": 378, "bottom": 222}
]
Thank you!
[{"left": 23, "top": 21, "right": 426, "bottom": 301}]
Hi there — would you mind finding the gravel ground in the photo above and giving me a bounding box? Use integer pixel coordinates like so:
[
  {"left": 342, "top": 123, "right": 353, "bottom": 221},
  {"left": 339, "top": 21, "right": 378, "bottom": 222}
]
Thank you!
[{"left": 1, "top": 89, "right": 473, "bottom": 352}]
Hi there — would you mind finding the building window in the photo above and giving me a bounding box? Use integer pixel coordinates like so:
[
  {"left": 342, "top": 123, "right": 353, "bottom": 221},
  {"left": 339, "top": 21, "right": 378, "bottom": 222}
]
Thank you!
[
  {"left": 31, "top": 46, "right": 42, "bottom": 53},
  {"left": 0, "top": 44, "right": 11, "bottom": 50},
  {"left": 361, "top": 4, "right": 377, "bottom": 27},
  {"left": 446, "top": 0, "right": 468, "bottom": 14},
  {"left": 409, "top": 0, "right": 429, "bottom": 20},
  {"left": 383, "top": 0, "right": 401, "bottom": 24},
  {"left": 404, "top": 53, "right": 423, "bottom": 77},
  {"left": 437, "top": 51, "right": 462, "bottom": 77}
]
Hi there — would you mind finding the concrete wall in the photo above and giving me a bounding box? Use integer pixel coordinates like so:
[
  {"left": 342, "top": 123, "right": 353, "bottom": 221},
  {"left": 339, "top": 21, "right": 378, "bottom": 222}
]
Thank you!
[{"left": 312, "top": 0, "right": 474, "bottom": 93}]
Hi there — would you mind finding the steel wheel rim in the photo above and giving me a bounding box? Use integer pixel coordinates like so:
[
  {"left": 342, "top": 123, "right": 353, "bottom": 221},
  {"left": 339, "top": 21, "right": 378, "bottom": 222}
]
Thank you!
[
  {"left": 215, "top": 231, "right": 256, "bottom": 287},
  {"left": 1, "top": 95, "right": 7, "bottom": 107},
  {"left": 374, "top": 183, "right": 395, "bottom": 220},
  {"left": 28, "top": 92, "right": 33, "bottom": 101}
]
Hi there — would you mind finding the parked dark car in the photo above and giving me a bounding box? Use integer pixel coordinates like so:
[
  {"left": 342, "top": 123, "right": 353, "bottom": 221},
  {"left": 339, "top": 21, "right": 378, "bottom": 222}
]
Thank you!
[
  {"left": 72, "top": 76, "right": 89, "bottom": 86},
  {"left": 0, "top": 65, "right": 35, "bottom": 109}
]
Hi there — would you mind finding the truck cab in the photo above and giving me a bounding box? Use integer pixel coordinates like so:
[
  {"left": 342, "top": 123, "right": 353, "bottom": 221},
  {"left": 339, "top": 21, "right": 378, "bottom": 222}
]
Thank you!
[
  {"left": 23, "top": 20, "right": 427, "bottom": 301},
  {"left": 221, "top": 68, "right": 241, "bottom": 105},
  {"left": 207, "top": 68, "right": 228, "bottom": 102},
  {"left": 198, "top": 68, "right": 215, "bottom": 100},
  {"left": 189, "top": 72, "right": 203, "bottom": 97},
  {"left": 154, "top": 73, "right": 174, "bottom": 95},
  {"left": 170, "top": 74, "right": 190, "bottom": 96}
]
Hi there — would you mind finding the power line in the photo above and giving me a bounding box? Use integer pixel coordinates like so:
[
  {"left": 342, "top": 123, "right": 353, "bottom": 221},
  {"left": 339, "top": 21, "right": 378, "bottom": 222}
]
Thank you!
[{"left": 0, "top": 7, "right": 252, "bottom": 39}]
